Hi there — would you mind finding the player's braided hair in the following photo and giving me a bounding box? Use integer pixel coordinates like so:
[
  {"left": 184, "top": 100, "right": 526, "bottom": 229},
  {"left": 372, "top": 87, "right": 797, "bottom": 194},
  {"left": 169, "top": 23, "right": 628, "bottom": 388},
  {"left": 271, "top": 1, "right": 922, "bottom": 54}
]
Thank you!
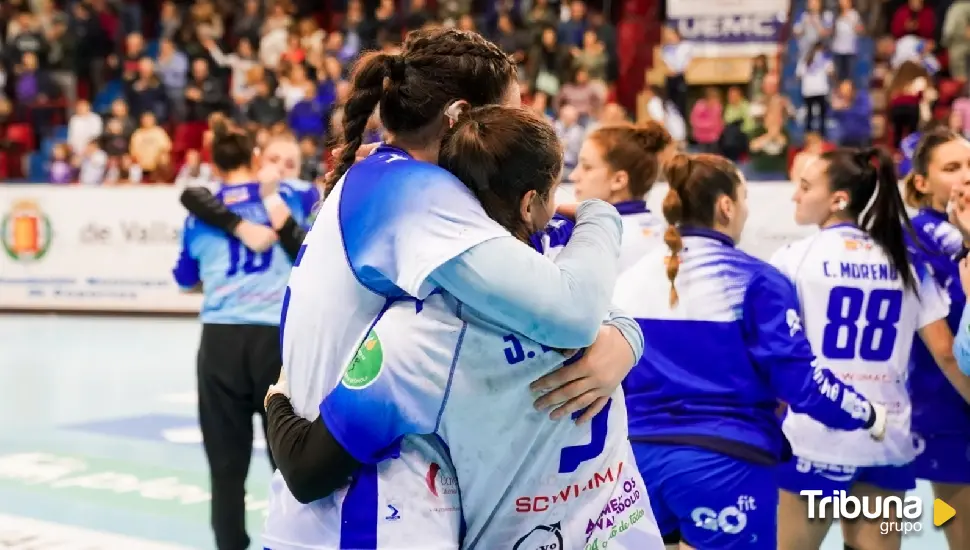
[
  {"left": 324, "top": 28, "right": 516, "bottom": 194},
  {"left": 662, "top": 154, "right": 743, "bottom": 306}
]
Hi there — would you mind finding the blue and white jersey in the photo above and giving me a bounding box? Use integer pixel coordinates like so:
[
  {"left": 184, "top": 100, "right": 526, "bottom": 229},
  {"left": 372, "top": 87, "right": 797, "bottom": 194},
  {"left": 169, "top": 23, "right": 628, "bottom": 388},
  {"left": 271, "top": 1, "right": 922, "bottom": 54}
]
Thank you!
[
  {"left": 280, "top": 178, "right": 322, "bottom": 223},
  {"left": 321, "top": 291, "right": 665, "bottom": 550},
  {"left": 263, "top": 145, "right": 508, "bottom": 550},
  {"left": 537, "top": 200, "right": 665, "bottom": 271},
  {"left": 907, "top": 209, "right": 970, "bottom": 436},
  {"left": 615, "top": 228, "right": 877, "bottom": 462},
  {"left": 771, "top": 223, "right": 949, "bottom": 466},
  {"left": 172, "top": 182, "right": 309, "bottom": 325}
]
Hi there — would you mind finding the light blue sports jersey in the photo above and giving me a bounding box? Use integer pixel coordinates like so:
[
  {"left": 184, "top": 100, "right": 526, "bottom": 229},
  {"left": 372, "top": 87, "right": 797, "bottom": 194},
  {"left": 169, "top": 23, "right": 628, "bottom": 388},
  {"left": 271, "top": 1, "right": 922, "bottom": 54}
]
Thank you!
[
  {"left": 615, "top": 228, "right": 877, "bottom": 464},
  {"left": 320, "top": 291, "right": 665, "bottom": 550},
  {"left": 172, "top": 182, "right": 308, "bottom": 325},
  {"left": 280, "top": 178, "right": 321, "bottom": 224}
]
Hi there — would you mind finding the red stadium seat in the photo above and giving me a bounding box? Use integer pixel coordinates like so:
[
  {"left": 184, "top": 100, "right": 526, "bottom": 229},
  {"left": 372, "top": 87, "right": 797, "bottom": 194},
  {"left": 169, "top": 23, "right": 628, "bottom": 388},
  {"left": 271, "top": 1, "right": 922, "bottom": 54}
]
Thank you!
[{"left": 5, "top": 123, "right": 35, "bottom": 151}]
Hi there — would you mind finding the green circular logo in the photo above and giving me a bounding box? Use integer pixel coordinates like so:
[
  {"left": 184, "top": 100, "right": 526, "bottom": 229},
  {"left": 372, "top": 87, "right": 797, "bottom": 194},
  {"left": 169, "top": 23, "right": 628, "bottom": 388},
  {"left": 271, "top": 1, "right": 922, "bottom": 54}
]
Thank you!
[{"left": 342, "top": 330, "right": 384, "bottom": 389}]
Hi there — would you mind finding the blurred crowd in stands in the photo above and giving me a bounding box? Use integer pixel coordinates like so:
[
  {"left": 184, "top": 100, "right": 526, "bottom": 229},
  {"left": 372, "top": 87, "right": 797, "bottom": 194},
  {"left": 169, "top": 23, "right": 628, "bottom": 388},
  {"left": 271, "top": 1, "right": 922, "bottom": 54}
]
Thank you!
[{"left": 1, "top": 0, "right": 969, "bottom": 186}]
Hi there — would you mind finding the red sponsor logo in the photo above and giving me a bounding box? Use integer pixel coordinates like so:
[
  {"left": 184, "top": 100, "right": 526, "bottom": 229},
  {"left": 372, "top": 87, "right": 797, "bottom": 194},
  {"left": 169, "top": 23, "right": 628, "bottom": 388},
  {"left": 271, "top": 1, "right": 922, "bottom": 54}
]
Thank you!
[
  {"left": 426, "top": 462, "right": 459, "bottom": 497},
  {"left": 514, "top": 461, "right": 623, "bottom": 513}
]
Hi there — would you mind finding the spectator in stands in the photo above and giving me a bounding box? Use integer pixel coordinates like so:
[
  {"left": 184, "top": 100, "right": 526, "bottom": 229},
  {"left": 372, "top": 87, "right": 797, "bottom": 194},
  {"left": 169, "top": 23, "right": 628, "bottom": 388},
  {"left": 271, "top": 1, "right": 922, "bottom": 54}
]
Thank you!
[
  {"left": 127, "top": 57, "right": 169, "bottom": 122},
  {"left": 952, "top": 88, "right": 970, "bottom": 138},
  {"left": 44, "top": 11, "right": 75, "bottom": 111},
  {"left": 67, "top": 99, "right": 103, "bottom": 155},
  {"left": 793, "top": 0, "right": 833, "bottom": 59},
  {"left": 556, "top": 68, "right": 601, "bottom": 121},
  {"left": 77, "top": 140, "right": 108, "bottom": 185},
  {"left": 529, "top": 25, "right": 570, "bottom": 97},
  {"left": 190, "top": 1, "right": 225, "bottom": 41},
  {"left": 888, "top": 60, "right": 930, "bottom": 148},
  {"left": 298, "top": 18, "right": 326, "bottom": 57},
  {"left": 797, "top": 42, "right": 835, "bottom": 137},
  {"left": 106, "top": 99, "right": 135, "bottom": 140},
  {"left": 205, "top": 36, "right": 259, "bottom": 103},
  {"left": 748, "top": 109, "right": 790, "bottom": 180},
  {"left": 104, "top": 154, "right": 142, "bottom": 185},
  {"left": 572, "top": 29, "right": 608, "bottom": 83},
  {"left": 48, "top": 142, "right": 73, "bottom": 184},
  {"left": 661, "top": 25, "right": 691, "bottom": 125},
  {"left": 892, "top": 34, "right": 941, "bottom": 74},
  {"left": 7, "top": 11, "right": 46, "bottom": 67},
  {"left": 14, "top": 51, "right": 59, "bottom": 106},
  {"left": 832, "top": 0, "right": 865, "bottom": 81},
  {"left": 259, "top": 4, "right": 290, "bottom": 70},
  {"left": 101, "top": 118, "right": 131, "bottom": 158},
  {"left": 337, "top": 0, "right": 364, "bottom": 61},
  {"left": 724, "top": 86, "right": 755, "bottom": 134},
  {"left": 749, "top": 55, "right": 769, "bottom": 103},
  {"left": 555, "top": 104, "right": 585, "bottom": 175},
  {"left": 558, "top": 0, "right": 588, "bottom": 47},
  {"left": 157, "top": 39, "right": 188, "bottom": 110},
  {"left": 690, "top": 87, "right": 724, "bottom": 154},
  {"left": 130, "top": 112, "right": 172, "bottom": 179},
  {"left": 184, "top": 58, "right": 223, "bottom": 123},
  {"left": 891, "top": 0, "right": 935, "bottom": 40},
  {"left": 158, "top": 0, "right": 181, "bottom": 40},
  {"left": 588, "top": 10, "right": 618, "bottom": 80},
  {"left": 277, "top": 62, "right": 312, "bottom": 111},
  {"left": 281, "top": 32, "right": 307, "bottom": 65},
  {"left": 288, "top": 82, "right": 326, "bottom": 140},
  {"left": 942, "top": 0, "right": 970, "bottom": 81},
  {"left": 831, "top": 79, "right": 872, "bottom": 147},
  {"left": 246, "top": 80, "right": 287, "bottom": 128},
  {"left": 121, "top": 33, "right": 146, "bottom": 86},
  {"left": 233, "top": 0, "right": 262, "bottom": 47},
  {"left": 494, "top": 12, "right": 528, "bottom": 71},
  {"left": 174, "top": 149, "right": 213, "bottom": 188}
]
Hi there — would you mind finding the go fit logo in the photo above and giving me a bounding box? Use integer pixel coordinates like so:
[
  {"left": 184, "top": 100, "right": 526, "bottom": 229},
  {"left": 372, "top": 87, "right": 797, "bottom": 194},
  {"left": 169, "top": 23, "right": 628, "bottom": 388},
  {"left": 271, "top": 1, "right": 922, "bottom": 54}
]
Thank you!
[{"left": 801, "top": 491, "right": 957, "bottom": 535}]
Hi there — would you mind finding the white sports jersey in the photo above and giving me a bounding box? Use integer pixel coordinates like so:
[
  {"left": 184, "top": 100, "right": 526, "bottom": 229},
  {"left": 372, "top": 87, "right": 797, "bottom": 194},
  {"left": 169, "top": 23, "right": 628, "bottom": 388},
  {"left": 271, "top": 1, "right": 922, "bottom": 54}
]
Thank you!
[
  {"left": 263, "top": 145, "right": 507, "bottom": 550},
  {"left": 542, "top": 200, "right": 665, "bottom": 272},
  {"left": 771, "top": 223, "right": 949, "bottom": 466},
  {"left": 321, "top": 292, "right": 665, "bottom": 550}
]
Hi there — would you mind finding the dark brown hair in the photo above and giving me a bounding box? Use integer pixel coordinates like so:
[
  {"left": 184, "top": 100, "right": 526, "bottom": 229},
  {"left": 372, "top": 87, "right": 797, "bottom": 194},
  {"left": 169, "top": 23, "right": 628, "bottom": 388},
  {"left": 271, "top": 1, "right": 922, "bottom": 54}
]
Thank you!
[
  {"left": 325, "top": 28, "right": 516, "bottom": 193},
  {"left": 438, "top": 106, "right": 563, "bottom": 240},
  {"left": 586, "top": 121, "right": 672, "bottom": 198},
  {"left": 211, "top": 129, "right": 255, "bottom": 173},
  {"left": 822, "top": 147, "right": 917, "bottom": 292},
  {"left": 662, "top": 153, "right": 743, "bottom": 306}
]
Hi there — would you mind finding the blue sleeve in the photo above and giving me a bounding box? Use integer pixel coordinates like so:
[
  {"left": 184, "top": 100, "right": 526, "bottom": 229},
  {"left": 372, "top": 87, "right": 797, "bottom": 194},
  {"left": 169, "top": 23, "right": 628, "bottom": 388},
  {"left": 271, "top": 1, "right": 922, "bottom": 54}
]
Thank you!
[
  {"left": 544, "top": 214, "right": 576, "bottom": 248},
  {"left": 743, "top": 270, "right": 874, "bottom": 431},
  {"left": 954, "top": 303, "right": 970, "bottom": 376},
  {"left": 172, "top": 217, "right": 200, "bottom": 289},
  {"left": 429, "top": 200, "right": 623, "bottom": 349}
]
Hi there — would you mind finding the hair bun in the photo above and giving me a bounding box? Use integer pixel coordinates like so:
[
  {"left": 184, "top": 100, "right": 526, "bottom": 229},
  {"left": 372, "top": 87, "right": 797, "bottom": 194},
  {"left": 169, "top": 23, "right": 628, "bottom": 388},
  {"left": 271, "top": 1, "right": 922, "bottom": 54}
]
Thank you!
[
  {"left": 633, "top": 121, "right": 673, "bottom": 154},
  {"left": 386, "top": 55, "right": 406, "bottom": 82}
]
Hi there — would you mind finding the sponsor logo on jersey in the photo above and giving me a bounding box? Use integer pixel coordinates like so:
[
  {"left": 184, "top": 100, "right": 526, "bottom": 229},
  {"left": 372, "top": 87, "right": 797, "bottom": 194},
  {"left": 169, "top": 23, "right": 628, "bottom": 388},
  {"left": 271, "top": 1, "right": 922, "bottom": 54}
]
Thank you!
[
  {"left": 341, "top": 330, "right": 383, "bottom": 389},
  {"left": 222, "top": 186, "right": 251, "bottom": 205},
  {"left": 384, "top": 504, "right": 401, "bottom": 521},
  {"left": 1, "top": 200, "right": 52, "bottom": 263},
  {"left": 691, "top": 495, "right": 756, "bottom": 534},
  {"left": 512, "top": 521, "right": 563, "bottom": 550},
  {"left": 426, "top": 462, "right": 458, "bottom": 497},
  {"left": 515, "top": 461, "right": 623, "bottom": 513}
]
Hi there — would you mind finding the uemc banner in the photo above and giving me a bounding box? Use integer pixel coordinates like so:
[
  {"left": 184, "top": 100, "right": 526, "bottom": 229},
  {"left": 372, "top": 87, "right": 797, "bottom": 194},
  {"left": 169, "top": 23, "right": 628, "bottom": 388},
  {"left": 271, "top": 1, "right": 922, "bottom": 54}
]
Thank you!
[{"left": 666, "top": 0, "right": 790, "bottom": 58}]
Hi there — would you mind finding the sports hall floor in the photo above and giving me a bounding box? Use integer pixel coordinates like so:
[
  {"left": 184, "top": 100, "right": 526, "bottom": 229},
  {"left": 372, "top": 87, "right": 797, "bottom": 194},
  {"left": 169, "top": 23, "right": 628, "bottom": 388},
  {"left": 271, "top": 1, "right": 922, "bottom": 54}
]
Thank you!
[{"left": 0, "top": 314, "right": 949, "bottom": 549}]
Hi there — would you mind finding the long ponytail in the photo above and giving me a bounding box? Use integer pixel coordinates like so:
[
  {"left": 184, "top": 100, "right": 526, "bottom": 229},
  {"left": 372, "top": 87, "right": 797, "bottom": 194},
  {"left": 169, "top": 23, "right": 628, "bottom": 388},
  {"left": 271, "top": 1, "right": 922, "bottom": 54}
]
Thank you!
[
  {"left": 860, "top": 147, "right": 918, "bottom": 293},
  {"left": 324, "top": 52, "right": 399, "bottom": 194},
  {"left": 662, "top": 155, "right": 689, "bottom": 306},
  {"left": 822, "top": 147, "right": 917, "bottom": 293}
]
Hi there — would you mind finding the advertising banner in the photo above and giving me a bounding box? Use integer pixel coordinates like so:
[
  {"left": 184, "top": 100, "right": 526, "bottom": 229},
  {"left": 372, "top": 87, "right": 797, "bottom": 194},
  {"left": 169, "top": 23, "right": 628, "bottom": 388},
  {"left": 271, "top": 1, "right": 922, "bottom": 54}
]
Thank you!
[
  {"left": 665, "top": 0, "right": 790, "bottom": 58},
  {"left": 0, "top": 186, "right": 202, "bottom": 312}
]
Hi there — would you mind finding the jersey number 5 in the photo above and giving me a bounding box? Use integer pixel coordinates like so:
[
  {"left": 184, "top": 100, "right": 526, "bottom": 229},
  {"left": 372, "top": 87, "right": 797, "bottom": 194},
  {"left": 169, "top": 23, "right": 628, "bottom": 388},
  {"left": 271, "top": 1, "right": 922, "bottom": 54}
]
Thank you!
[
  {"left": 821, "top": 286, "right": 903, "bottom": 361},
  {"left": 558, "top": 399, "right": 612, "bottom": 474}
]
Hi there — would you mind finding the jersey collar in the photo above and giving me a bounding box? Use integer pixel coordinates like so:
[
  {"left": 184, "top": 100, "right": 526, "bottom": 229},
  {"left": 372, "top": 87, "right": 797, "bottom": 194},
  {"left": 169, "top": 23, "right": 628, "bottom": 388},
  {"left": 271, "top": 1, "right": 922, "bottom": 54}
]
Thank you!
[
  {"left": 680, "top": 226, "right": 735, "bottom": 247},
  {"left": 823, "top": 221, "right": 860, "bottom": 231},
  {"left": 374, "top": 143, "right": 412, "bottom": 158},
  {"left": 612, "top": 200, "right": 648, "bottom": 216},
  {"left": 917, "top": 207, "right": 947, "bottom": 222}
]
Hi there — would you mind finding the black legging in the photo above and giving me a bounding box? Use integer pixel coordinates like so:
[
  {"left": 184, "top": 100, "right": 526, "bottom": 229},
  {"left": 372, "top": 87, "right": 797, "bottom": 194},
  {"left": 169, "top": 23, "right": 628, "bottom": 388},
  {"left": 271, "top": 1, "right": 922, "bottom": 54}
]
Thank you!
[
  {"left": 804, "top": 95, "right": 828, "bottom": 138},
  {"left": 666, "top": 73, "right": 688, "bottom": 121},
  {"left": 890, "top": 103, "right": 921, "bottom": 150}
]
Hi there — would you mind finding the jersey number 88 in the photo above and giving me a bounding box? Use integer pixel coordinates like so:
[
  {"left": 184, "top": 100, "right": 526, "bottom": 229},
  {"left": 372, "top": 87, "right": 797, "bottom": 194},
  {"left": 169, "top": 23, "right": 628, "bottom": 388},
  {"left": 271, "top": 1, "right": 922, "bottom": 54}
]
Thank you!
[{"left": 821, "top": 286, "right": 903, "bottom": 362}]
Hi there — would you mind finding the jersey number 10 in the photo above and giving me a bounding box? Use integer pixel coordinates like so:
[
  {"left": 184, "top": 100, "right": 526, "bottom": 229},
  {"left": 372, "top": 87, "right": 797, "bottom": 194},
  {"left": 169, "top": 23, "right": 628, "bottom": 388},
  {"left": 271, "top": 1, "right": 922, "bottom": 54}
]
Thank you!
[
  {"left": 821, "top": 286, "right": 903, "bottom": 361},
  {"left": 225, "top": 240, "right": 274, "bottom": 277}
]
